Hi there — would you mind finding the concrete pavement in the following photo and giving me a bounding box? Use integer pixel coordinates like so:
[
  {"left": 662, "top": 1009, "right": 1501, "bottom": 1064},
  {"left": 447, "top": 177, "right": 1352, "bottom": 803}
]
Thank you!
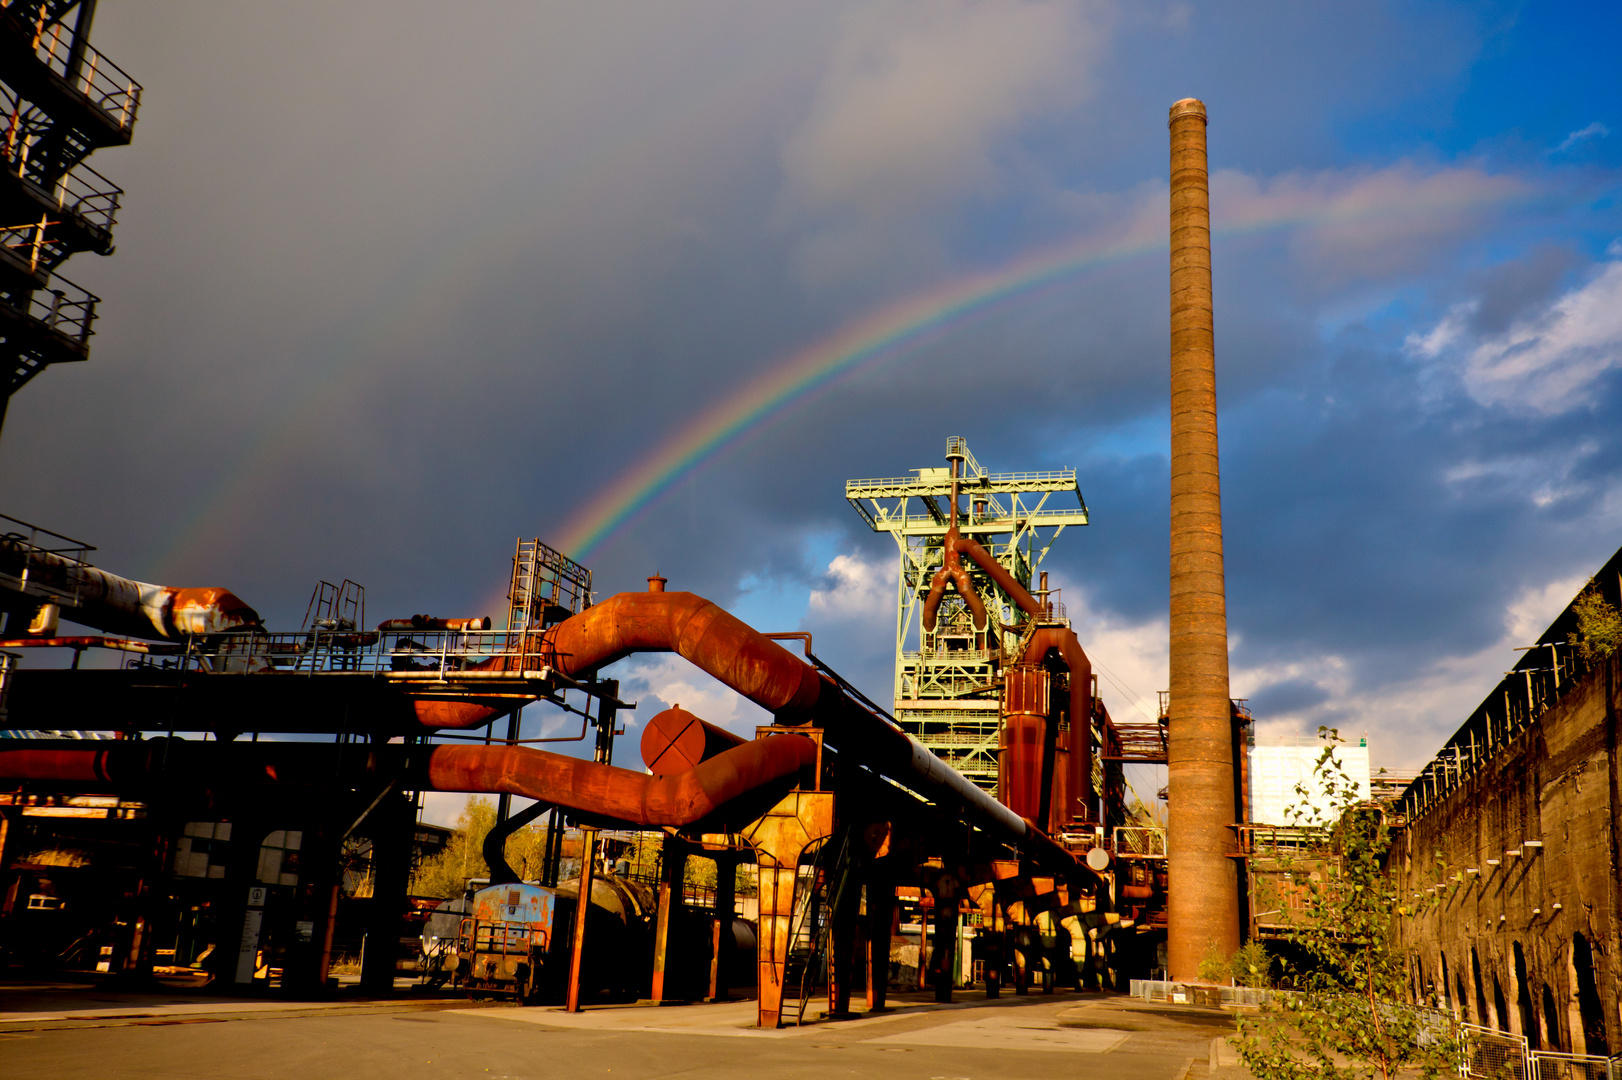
[{"left": 0, "top": 981, "right": 1248, "bottom": 1080}]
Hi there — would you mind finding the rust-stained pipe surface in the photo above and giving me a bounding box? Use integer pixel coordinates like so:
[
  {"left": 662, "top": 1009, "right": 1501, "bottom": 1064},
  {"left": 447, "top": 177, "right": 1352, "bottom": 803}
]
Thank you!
[
  {"left": 424, "top": 734, "right": 816, "bottom": 828},
  {"left": 0, "top": 735, "right": 816, "bottom": 833},
  {"left": 1001, "top": 627, "right": 1094, "bottom": 830},
  {"left": 377, "top": 616, "right": 491, "bottom": 632},
  {"left": 399, "top": 581, "right": 1102, "bottom": 885},
  {"left": 0, "top": 539, "right": 260, "bottom": 640},
  {"left": 1166, "top": 96, "right": 1240, "bottom": 977},
  {"left": 921, "top": 526, "right": 989, "bottom": 635},
  {"left": 543, "top": 590, "right": 824, "bottom": 717}
]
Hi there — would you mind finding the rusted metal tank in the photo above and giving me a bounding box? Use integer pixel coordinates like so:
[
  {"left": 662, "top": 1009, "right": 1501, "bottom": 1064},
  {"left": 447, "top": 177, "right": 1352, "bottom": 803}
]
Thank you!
[
  {"left": 640, "top": 705, "right": 746, "bottom": 774},
  {"left": 455, "top": 875, "right": 654, "bottom": 1003}
]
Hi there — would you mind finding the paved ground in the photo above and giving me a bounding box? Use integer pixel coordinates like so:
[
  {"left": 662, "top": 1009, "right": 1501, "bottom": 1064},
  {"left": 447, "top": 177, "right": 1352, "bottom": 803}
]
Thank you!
[{"left": 0, "top": 980, "right": 1248, "bottom": 1080}]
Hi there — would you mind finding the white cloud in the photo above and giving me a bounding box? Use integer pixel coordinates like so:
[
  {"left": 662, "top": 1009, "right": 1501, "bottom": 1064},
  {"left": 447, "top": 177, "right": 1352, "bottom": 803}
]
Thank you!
[
  {"left": 1554, "top": 121, "right": 1610, "bottom": 153},
  {"left": 1212, "top": 163, "right": 1528, "bottom": 281},
  {"left": 1440, "top": 440, "right": 1600, "bottom": 509},
  {"left": 807, "top": 551, "right": 892, "bottom": 622},
  {"left": 1410, "top": 254, "right": 1622, "bottom": 414},
  {"left": 614, "top": 653, "right": 772, "bottom": 741},
  {"left": 1231, "top": 573, "right": 1587, "bottom": 771}
]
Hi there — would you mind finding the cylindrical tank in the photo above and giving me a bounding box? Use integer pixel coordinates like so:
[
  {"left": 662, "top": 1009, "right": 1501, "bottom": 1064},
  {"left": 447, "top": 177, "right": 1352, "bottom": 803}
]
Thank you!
[{"left": 639, "top": 705, "right": 746, "bottom": 774}]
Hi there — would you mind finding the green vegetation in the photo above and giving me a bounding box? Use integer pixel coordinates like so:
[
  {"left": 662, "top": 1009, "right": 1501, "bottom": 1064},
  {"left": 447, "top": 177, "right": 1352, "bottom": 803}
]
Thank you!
[
  {"left": 1235, "top": 729, "right": 1460, "bottom": 1080},
  {"left": 1232, "top": 940, "right": 1274, "bottom": 989},
  {"left": 1571, "top": 582, "right": 1622, "bottom": 664},
  {"left": 410, "top": 796, "right": 548, "bottom": 898}
]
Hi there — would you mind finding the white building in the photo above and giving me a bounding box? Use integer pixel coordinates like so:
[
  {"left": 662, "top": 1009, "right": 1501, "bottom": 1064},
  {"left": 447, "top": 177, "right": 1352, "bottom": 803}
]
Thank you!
[{"left": 1248, "top": 738, "right": 1372, "bottom": 826}]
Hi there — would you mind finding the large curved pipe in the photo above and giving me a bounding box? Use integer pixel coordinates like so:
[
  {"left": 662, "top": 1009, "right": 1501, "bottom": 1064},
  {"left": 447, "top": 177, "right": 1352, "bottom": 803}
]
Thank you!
[
  {"left": 412, "top": 585, "right": 1100, "bottom": 883},
  {"left": 0, "top": 538, "right": 260, "bottom": 640},
  {"left": 0, "top": 734, "right": 818, "bottom": 833},
  {"left": 1018, "top": 627, "right": 1095, "bottom": 827},
  {"left": 932, "top": 534, "right": 1097, "bottom": 827},
  {"left": 424, "top": 734, "right": 817, "bottom": 828},
  {"left": 920, "top": 526, "right": 989, "bottom": 635},
  {"left": 953, "top": 536, "right": 1044, "bottom": 620}
]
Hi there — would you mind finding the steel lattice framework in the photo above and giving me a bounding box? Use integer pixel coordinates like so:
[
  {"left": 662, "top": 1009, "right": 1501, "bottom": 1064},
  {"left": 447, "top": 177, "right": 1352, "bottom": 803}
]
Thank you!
[{"left": 845, "top": 437, "right": 1088, "bottom": 793}]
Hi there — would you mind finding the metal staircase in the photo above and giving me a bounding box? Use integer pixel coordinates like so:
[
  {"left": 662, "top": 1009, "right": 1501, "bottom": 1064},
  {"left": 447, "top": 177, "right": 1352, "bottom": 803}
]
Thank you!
[{"left": 0, "top": 0, "right": 138, "bottom": 434}]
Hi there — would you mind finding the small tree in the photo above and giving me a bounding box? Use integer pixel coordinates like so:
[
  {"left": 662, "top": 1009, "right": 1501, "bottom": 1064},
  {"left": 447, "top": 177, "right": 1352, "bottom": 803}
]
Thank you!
[
  {"left": 1570, "top": 582, "right": 1622, "bottom": 664},
  {"left": 1235, "top": 730, "right": 1459, "bottom": 1080}
]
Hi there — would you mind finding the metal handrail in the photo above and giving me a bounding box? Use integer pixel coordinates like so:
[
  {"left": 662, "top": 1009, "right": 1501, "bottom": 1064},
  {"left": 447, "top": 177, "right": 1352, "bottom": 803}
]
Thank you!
[
  {"left": 0, "top": 217, "right": 64, "bottom": 277},
  {"left": 1, "top": 143, "right": 122, "bottom": 234},
  {"left": 148, "top": 628, "right": 561, "bottom": 679},
  {"left": 23, "top": 7, "right": 143, "bottom": 133},
  {"left": 846, "top": 469, "right": 1078, "bottom": 492},
  {"left": 9, "top": 269, "right": 97, "bottom": 342}
]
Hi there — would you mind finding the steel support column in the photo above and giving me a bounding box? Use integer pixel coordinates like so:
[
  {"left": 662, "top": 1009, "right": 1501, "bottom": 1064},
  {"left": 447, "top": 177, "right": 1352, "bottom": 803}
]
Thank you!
[
  {"left": 565, "top": 826, "right": 597, "bottom": 1012},
  {"left": 650, "top": 833, "right": 684, "bottom": 1004},
  {"left": 707, "top": 852, "right": 740, "bottom": 1002},
  {"left": 743, "top": 790, "right": 834, "bottom": 1029},
  {"left": 865, "top": 877, "right": 895, "bottom": 1011}
]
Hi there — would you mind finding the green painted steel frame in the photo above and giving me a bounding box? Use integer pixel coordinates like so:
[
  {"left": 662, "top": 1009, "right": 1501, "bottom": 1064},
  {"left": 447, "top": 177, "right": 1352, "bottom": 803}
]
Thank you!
[{"left": 845, "top": 438, "right": 1089, "bottom": 794}]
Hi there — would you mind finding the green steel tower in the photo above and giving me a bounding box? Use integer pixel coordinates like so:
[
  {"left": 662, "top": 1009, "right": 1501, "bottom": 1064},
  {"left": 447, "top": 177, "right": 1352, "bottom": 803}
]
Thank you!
[{"left": 845, "top": 437, "right": 1089, "bottom": 793}]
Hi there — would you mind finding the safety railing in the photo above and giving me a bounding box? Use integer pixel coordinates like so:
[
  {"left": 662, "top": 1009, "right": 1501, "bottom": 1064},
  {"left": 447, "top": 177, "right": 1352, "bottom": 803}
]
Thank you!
[
  {"left": 1129, "top": 979, "right": 1271, "bottom": 1007},
  {"left": 0, "top": 512, "right": 96, "bottom": 608},
  {"left": 0, "top": 217, "right": 64, "bottom": 277},
  {"left": 0, "top": 141, "right": 122, "bottom": 235},
  {"left": 1528, "top": 1051, "right": 1615, "bottom": 1080},
  {"left": 460, "top": 917, "right": 544, "bottom": 956},
  {"left": 6, "top": 269, "right": 98, "bottom": 344},
  {"left": 19, "top": 7, "right": 142, "bottom": 134},
  {"left": 140, "top": 628, "right": 566, "bottom": 680},
  {"left": 1463, "top": 1023, "right": 1529, "bottom": 1080},
  {"left": 846, "top": 468, "right": 1077, "bottom": 494},
  {"left": 874, "top": 507, "right": 1090, "bottom": 529},
  {"left": 1397, "top": 553, "right": 1622, "bottom": 823},
  {"left": 1113, "top": 826, "right": 1167, "bottom": 857}
]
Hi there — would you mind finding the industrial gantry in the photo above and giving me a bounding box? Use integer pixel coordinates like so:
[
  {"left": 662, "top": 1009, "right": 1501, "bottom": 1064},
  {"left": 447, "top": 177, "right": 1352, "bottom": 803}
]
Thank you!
[{"left": 845, "top": 437, "right": 1090, "bottom": 799}]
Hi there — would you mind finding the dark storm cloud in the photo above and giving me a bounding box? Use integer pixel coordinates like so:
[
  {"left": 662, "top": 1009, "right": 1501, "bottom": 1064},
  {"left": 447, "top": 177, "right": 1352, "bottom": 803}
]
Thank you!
[{"left": 3, "top": 2, "right": 1620, "bottom": 777}]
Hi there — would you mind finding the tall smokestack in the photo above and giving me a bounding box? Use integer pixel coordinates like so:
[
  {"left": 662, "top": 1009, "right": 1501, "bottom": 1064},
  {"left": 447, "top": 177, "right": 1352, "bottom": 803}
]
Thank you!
[{"left": 1166, "top": 97, "right": 1240, "bottom": 978}]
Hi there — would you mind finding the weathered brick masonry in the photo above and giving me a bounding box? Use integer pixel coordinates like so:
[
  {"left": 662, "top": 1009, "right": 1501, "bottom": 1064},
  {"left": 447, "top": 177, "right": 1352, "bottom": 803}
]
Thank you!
[{"left": 1391, "top": 630, "right": 1619, "bottom": 1055}]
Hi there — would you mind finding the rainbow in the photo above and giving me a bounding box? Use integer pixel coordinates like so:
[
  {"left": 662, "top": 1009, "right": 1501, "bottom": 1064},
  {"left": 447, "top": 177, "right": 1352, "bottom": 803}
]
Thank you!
[
  {"left": 151, "top": 161, "right": 1524, "bottom": 592},
  {"left": 554, "top": 226, "right": 1164, "bottom": 562},
  {"left": 552, "top": 166, "right": 1528, "bottom": 565}
]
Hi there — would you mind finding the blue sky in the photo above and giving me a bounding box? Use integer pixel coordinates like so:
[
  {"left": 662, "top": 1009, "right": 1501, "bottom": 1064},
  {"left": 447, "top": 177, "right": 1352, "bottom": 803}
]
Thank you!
[{"left": 3, "top": 1, "right": 1619, "bottom": 823}]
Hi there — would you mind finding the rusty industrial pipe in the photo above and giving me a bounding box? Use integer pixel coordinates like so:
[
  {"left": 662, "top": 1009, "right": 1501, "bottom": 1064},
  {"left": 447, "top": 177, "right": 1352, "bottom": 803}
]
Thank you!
[
  {"left": 921, "top": 526, "right": 989, "bottom": 636},
  {"left": 0, "top": 538, "right": 260, "bottom": 640},
  {"left": 425, "top": 735, "right": 817, "bottom": 828},
  {"left": 398, "top": 581, "right": 1103, "bottom": 885},
  {"left": 0, "top": 734, "right": 817, "bottom": 832},
  {"left": 376, "top": 616, "right": 491, "bottom": 632},
  {"left": 933, "top": 536, "right": 1096, "bottom": 827},
  {"left": 953, "top": 536, "right": 1042, "bottom": 619},
  {"left": 1166, "top": 97, "right": 1240, "bottom": 977},
  {"left": 1001, "top": 627, "right": 1094, "bottom": 829}
]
